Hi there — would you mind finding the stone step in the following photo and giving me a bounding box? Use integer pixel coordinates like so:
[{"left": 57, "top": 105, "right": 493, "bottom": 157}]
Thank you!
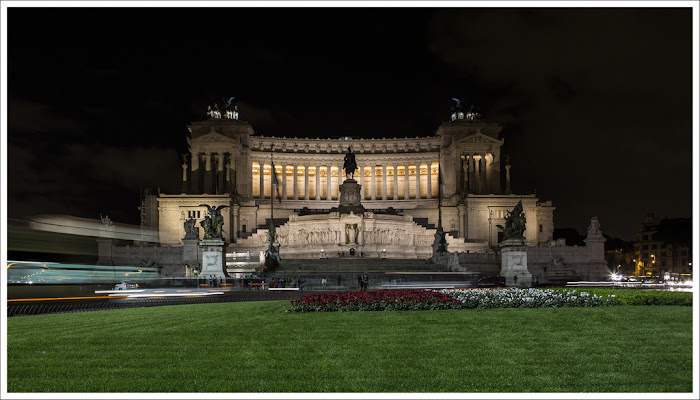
[
  {"left": 239, "top": 230, "right": 256, "bottom": 239},
  {"left": 268, "top": 258, "right": 447, "bottom": 274},
  {"left": 257, "top": 218, "right": 289, "bottom": 230},
  {"left": 413, "top": 217, "right": 436, "bottom": 230}
]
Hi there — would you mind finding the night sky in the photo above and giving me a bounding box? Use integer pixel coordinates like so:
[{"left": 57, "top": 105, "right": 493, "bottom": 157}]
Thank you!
[{"left": 5, "top": 6, "right": 696, "bottom": 241}]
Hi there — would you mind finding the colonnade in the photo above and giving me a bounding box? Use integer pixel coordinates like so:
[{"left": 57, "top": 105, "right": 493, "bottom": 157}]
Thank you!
[
  {"left": 251, "top": 161, "right": 439, "bottom": 201},
  {"left": 459, "top": 152, "right": 499, "bottom": 195},
  {"left": 182, "top": 152, "right": 237, "bottom": 195}
]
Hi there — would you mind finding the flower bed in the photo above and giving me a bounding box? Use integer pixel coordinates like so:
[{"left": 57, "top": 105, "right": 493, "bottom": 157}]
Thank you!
[
  {"left": 286, "top": 288, "right": 617, "bottom": 312},
  {"left": 443, "top": 288, "right": 618, "bottom": 309},
  {"left": 549, "top": 288, "right": 692, "bottom": 306},
  {"left": 286, "top": 289, "right": 460, "bottom": 312}
]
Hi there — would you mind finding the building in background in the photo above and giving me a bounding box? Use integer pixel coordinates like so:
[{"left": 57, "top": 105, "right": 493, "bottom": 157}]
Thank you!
[{"left": 632, "top": 213, "right": 692, "bottom": 280}]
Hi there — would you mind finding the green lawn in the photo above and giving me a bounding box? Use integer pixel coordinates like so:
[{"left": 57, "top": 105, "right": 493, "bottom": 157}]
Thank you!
[{"left": 7, "top": 301, "right": 693, "bottom": 393}]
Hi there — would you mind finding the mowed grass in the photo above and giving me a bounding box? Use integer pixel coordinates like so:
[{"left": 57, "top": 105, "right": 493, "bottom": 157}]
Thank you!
[{"left": 7, "top": 301, "right": 693, "bottom": 393}]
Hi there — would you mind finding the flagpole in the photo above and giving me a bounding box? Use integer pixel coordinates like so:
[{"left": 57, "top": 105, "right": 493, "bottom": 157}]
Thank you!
[
  {"left": 438, "top": 144, "right": 443, "bottom": 230},
  {"left": 270, "top": 152, "right": 274, "bottom": 231}
]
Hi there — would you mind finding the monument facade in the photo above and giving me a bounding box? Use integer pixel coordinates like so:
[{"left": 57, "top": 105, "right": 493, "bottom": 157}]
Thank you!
[
  {"left": 152, "top": 99, "right": 555, "bottom": 258},
  {"left": 97, "top": 99, "right": 611, "bottom": 283}
]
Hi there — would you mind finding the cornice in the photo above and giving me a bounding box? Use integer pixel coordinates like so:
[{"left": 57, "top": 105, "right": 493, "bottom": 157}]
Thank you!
[
  {"left": 248, "top": 136, "right": 441, "bottom": 154},
  {"left": 249, "top": 151, "right": 440, "bottom": 164}
]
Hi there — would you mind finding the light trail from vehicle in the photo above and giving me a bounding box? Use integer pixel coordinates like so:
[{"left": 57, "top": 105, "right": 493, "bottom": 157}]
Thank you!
[{"left": 7, "top": 296, "right": 124, "bottom": 302}]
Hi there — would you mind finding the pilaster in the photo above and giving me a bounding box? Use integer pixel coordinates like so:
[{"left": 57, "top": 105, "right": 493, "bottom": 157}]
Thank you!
[{"left": 315, "top": 164, "right": 321, "bottom": 200}]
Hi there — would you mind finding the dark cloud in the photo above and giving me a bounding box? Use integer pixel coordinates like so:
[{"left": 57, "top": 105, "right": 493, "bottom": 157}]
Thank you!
[
  {"left": 425, "top": 8, "right": 693, "bottom": 238},
  {"left": 9, "top": 100, "right": 84, "bottom": 134}
]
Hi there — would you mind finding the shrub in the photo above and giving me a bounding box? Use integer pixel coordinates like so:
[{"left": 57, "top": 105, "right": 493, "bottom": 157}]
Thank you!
[{"left": 443, "top": 288, "right": 618, "bottom": 309}]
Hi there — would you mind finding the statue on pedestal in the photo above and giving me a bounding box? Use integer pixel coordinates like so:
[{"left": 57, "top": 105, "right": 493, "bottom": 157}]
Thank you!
[
  {"left": 496, "top": 200, "right": 527, "bottom": 242},
  {"left": 198, "top": 204, "right": 229, "bottom": 240},
  {"left": 586, "top": 216, "right": 603, "bottom": 238},
  {"left": 432, "top": 226, "right": 448, "bottom": 255},
  {"left": 99, "top": 214, "right": 114, "bottom": 232},
  {"left": 346, "top": 223, "right": 358, "bottom": 244},
  {"left": 343, "top": 147, "right": 357, "bottom": 180},
  {"left": 183, "top": 218, "right": 199, "bottom": 239},
  {"left": 264, "top": 226, "right": 281, "bottom": 264}
]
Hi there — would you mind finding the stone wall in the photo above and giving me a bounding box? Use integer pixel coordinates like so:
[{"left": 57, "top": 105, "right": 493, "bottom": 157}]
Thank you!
[
  {"left": 231, "top": 212, "right": 461, "bottom": 259},
  {"left": 109, "top": 244, "right": 184, "bottom": 276},
  {"left": 527, "top": 243, "right": 611, "bottom": 284}
]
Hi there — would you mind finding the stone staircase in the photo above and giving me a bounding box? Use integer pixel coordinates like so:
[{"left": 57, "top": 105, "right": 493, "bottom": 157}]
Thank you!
[
  {"left": 260, "top": 258, "right": 468, "bottom": 290},
  {"left": 239, "top": 231, "right": 256, "bottom": 239},
  {"left": 412, "top": 217, "right": 436, "bottom": 230},
  {"left": 231, "top": 214, "right": 489, "bottom": 257},
  {"left": 257, "top": 218, "right": 288, "bottom": 230}
]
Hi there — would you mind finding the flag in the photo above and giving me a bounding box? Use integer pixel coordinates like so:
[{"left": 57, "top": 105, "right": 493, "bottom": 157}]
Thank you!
[{"left": 271, "top": 163, "right": 282, "bottom": 203}]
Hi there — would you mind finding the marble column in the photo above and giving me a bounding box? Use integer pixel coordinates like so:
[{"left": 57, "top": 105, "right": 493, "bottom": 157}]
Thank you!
[
  {"left": 293, "top": 164, "right": 298, "bottom": 200},
  {"left": 505, "top": 163, "right": 512, "bottom": 194},
  {"left": 225, "top": 161, "right": 231, "bottom": 194},
  {"left": 282, "top": 163, "right": 287, "bottom": 200},
  {"left": 426, "top": 162, "right": 432, "bottom": 199},
  {"left": 484, "top": 153, "right": 492, "bottom": 194},
  {"left": 359, "top": 164, "right": 365, "bottom": 199},
  {"left": 381, "top": 164, "right": 387, "bottom": 200},
  {"left": 204, "top": 152, "right": 213, "bottom": 194},
  {"left": 231, "top": 204, "right": 239, "bottom": 241},
  {"left": 371, "top": 164, "right": 377, "bottom": 200},
  {"left": 181, "top": 156, "right": 188, "bottom": 194},
  {"left": 327, "top": 164, "right": 333, "bottom": 200},
  {"left": 404, "top": 164, "right": 410, "bottom": 200},
  {"left": 492, "top": 150, "right": 502, "bottom": 194},
  {"left": 484, "top": 154, "right": 490, "bottom": 194},
  {"left": 259, "top": 162, "right": 265, "bottom": 200},
  {"left": 191, "top": 153, "right": 200, "bottom": 194},
  {"left": 217, "top": 152, "right": 225, "bottom": 194},
  {"left": 247, "top": 159, "right": 253, "bottom": 199},
  {"left": 474, "top": 155, "right": 481, "bottom": 195},
  {"left": 467, "top": 155, "right": 472, "bottom": 194},
  {"left": 415, "top": 162, "right": 421, "bottom": 199},
  {"left": 458, "top": 203, "right": 467, "bottom": 238},
  {"left": 315, "top": 164, "right": 321, "bottom": 200},
  {"left": 393, "top": 164, "right": 399, "bottom": 200},
  {"left": 463, "top": 154, "right": 470, "bottom": 194},
  {"left": 481, "top": 154, "right": 487, "bottom": 194},
  {"left": 229, "top": 156, "right": 236, "bottom": 195},
  {"left": 304, "top": 163, "right": 310, "bottom": 200}
]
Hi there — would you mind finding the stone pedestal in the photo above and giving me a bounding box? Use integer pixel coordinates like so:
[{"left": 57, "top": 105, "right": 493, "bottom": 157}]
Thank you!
[
  {"left": 96, "top": 238, "right": 114, "bottom": 266},
  {"left": 338, "top": 179, "right": 365, "bottom": 215},
  {"left": 199, "top": 239, "right": 227, "bottom": 278},
  {"left": 499, "top": 239, "right": 532, "bottom": 287},
  {"left": 182, "top": 238, "right": 200, "bottom": 274}
]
